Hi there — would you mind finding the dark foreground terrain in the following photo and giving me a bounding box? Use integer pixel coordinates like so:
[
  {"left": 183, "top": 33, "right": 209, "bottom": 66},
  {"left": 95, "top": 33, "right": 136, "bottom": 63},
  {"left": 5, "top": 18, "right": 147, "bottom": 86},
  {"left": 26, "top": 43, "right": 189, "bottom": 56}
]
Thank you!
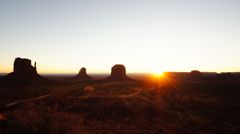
[{"left": 0, "top": 75, "right": 240, "bottom": 134}]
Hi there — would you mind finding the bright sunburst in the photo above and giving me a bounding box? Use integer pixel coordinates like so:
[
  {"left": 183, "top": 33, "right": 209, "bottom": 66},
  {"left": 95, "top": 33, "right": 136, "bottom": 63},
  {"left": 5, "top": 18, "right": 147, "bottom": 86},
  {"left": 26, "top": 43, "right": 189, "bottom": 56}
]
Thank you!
[{"left": 154, "top": 71, "right": 165, "bottom": 78}]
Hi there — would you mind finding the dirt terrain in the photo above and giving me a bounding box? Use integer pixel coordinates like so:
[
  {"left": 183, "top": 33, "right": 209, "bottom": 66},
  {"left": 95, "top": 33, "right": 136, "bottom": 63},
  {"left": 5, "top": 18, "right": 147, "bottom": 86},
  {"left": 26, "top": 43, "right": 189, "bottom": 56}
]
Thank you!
[{"left": 0, "top": 75, "right": 240, "bottom": 134}]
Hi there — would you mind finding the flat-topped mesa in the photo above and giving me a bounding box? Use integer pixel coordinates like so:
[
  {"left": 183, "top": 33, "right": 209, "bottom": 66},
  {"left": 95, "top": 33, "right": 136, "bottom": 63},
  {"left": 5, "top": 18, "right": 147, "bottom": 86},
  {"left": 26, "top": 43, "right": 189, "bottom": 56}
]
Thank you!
[
  {"left": 216, "top": 73, "right": 236, "bottom": 80},
  {"left": 13, "top": 57, "right": 37, "bottom": 75},
  {"left": 111, "top": 64, "right": 126, "bottom": 78},
  {"left": 190, "top": 70, "right": 202, "bottom": 78},
  {"left": 75, "top": 67, "right": 93, "bottom": 81},
  {"left": 0, "top": 57, "right": 51, "bottom": 86},
  {"left": 106, "top": 64, "right": 132, "bottom": 81}
]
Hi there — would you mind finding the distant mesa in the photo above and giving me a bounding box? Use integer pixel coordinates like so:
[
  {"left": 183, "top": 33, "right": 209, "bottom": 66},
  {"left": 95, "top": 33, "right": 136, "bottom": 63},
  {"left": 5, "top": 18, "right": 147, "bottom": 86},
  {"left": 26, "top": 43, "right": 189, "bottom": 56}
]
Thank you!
[
  {"left": 0, "top": 57, "right": 52, "bottom": 86},
  {"left": 106, "top": 64, "right": 132, "bottom": 81},
  {"left": 190, "top": 70, "right": 202, "bottom": 78},
  {"left": 75, "top": 67, "right": 93, "bottom": 81},
  {"left": 216, "top": 73, "right": 236, "bottom": 80}
]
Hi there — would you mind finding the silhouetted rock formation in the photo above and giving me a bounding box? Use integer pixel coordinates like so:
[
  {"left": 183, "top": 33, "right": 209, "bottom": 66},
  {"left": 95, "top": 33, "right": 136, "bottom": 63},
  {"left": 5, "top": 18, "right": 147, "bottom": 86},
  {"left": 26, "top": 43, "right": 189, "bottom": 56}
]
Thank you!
[
  {"left": 190, "top": 70, "right": 202, "bottom": 78},
  {"left": 106, "top": 64, "right": 132, "bottom": 81},
  {"left": 13, "top": 58, "right": 37, "bottom": 76},
  {"left": 0, "top": 57, "right": 52, "bottom": 86},
  {"left": 216, "top": 73, "right": 236, "bottom": 80},
  {"left": 75, "top": 67, "right": 93, "bottom": 81}
]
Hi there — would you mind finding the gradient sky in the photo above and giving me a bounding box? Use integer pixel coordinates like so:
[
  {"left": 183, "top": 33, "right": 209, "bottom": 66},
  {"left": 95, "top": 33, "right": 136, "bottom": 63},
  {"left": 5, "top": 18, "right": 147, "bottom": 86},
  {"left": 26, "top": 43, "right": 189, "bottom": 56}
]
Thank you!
[{"left": 1, "top": 0, "right": 240, "bottom": 74}]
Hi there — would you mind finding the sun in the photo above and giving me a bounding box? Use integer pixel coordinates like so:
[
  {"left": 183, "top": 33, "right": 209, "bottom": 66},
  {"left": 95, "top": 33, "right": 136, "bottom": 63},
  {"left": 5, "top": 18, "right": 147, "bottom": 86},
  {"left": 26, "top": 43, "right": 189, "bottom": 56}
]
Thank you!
[
  {"left": 153, "top": 71, "right": 165, "bottom": 78},
  {"left": 155, "top": 72, "right": 164, "bottom": 77},
  {"left": 150, "top": 67, "right": 166, "bottom": 78}
]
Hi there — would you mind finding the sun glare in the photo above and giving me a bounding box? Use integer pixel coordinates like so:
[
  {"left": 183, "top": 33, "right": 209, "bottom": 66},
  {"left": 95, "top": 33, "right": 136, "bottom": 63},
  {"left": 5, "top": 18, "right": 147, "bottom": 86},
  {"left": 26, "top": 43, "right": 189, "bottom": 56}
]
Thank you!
[{"left": 154, "top": 71, "right": 165, "bottom": 78}]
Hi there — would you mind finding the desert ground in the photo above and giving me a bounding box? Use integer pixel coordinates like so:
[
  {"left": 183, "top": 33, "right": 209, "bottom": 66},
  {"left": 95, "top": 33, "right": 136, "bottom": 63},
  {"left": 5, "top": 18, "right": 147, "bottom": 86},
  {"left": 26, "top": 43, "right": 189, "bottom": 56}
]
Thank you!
[{"left": 0, "top": 74, "right": 240, "bottom": 134}]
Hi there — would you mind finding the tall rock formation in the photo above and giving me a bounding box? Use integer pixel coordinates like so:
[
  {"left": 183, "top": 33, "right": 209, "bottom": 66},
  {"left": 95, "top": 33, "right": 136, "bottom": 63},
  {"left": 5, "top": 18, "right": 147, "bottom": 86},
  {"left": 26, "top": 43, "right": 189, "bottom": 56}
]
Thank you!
[
  {"left": 75, "top": 67, "right": 93, "bottom": 81},
  {"left": 106, "top": 64, "right": 132, "bottom": 81},
  {"left": 0, "top": 57, "right": 51, "bottom": 86},
  {"left": 13, "top": 58, "right": 38, "bottom": 77}
]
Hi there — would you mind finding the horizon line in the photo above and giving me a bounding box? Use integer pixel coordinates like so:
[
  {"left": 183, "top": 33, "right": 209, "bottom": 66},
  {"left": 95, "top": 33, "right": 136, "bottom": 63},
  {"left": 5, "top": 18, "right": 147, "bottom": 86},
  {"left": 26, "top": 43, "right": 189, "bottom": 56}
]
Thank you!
[{"left": 1, "top": 71, "right": 240, "bottom": 76}]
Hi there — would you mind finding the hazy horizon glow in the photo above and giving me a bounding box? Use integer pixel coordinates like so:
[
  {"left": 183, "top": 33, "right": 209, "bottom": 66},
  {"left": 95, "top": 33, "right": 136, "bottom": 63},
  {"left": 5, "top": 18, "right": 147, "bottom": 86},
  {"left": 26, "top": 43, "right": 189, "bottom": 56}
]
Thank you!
[{"left": 1, "top": 0, "right": 240, "bottom": 74}]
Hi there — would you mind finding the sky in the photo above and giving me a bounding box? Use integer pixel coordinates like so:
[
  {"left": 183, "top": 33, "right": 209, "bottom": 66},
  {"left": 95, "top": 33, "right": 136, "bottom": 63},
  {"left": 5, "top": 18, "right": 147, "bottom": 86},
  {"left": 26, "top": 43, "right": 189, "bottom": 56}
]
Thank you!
[{"left": 0, "top": 0, "right": 240, "bottom": 74}]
